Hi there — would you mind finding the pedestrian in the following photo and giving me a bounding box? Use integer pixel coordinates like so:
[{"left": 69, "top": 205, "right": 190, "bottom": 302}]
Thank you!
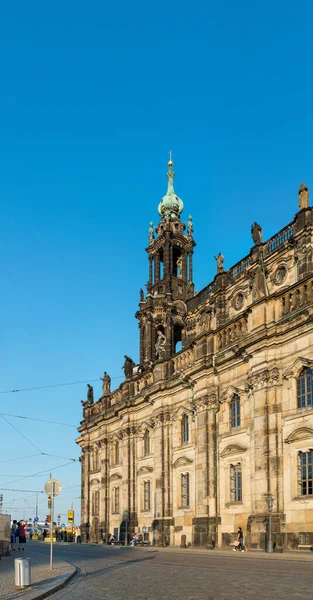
[
  {"left": 233, "top": 527, "right": 247, "bottom": 552},
  {"left": 76, "top": 527, "right": 82, "bottom": 543},
  {"left": 11, "top": 520, "right": 18, "bottom": 551},
  {"left": 17, "top": 520, "right": 26, "bottom": 551}
]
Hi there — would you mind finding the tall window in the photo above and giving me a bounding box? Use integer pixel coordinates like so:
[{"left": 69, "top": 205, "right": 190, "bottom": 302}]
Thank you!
[
  {"left": 230, "top": 463, "right": 242, "bottom": 502},
  {"left": 113, "top": 487, "right": 120, "bottom": 513},
  {"left": 144, "top": 430, "right": 150, "bottom": 456},
  {"left": 144, "top": 481, "right": 151, "bottom": 511},
  {"left": 182, "top": 414, "right": 189, "bottom": 444},
  {"left": 297, "top": 368, "right": 313, "bottom": 409},
  {"left": 93, "top": 448, "right": 100, "bottom": 471},
  {"left": 115, "top": 441, "right": 119, "bottom": 465},
  {"left": 92, "top": 490, "right": 100, "bottom": 515},
  {"left": 298, "top": 451, "right": 313, "bottom": 496},
  {"left": 181, "top": 473, "right": 190, "bottom": 507},
  {"left": 231, "top": 395, "right": 241, "bottom": 429}
]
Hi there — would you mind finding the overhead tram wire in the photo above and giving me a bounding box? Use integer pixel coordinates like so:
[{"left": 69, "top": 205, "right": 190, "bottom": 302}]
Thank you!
[
  {"left": 0, "top": 453, "right": 43, "bottom": 465},
  {"left": 1, "top": 459, "right": 77, "bottom": 487},
  {"left": 0, "top": 375, "right": 124, "bottom": 395},
  {"left": 0, "top": 349, "right": 302, "bottom": 395},
  {"left": 0, "top": 414, "right": 77, "bottom": 462},
  {"left": 0, "top": 413, "right": 77, "bottom": 428}
]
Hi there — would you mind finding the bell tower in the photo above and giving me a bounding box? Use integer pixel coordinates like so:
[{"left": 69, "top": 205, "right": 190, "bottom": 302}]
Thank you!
[{"left": 136, "top": 156, "right": 196, "bottom": 365}]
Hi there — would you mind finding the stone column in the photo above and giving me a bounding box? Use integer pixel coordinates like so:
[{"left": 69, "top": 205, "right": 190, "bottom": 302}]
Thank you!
[
  {"left": 154, "top": 254, "right": 160, "bottom": 283},
  {"left": 189, "top": 252, "right": 193, "bottom": 283}
]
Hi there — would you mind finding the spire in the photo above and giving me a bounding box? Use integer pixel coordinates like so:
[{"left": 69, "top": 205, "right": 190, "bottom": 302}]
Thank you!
[{"left": 158, "top": 153, "right": 184, "bottom": 219}]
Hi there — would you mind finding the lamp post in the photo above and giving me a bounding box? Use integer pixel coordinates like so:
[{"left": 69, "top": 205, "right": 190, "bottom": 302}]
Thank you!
[{"left": 266, "top": 494, "right": 274, "bottom": 553}]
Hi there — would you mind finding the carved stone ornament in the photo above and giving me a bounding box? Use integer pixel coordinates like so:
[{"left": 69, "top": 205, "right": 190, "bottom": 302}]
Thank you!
[
  {"left": 173, "top": 456, "right": 193, "bottom": 468},
  {"left": 109, "top": 473, "right": 122, "bottom": 481},
  {"left": 274, "top": 265, "right": 287, "bottom": 286},
  {"left": 234, "top": 292, "right": 244, "bottom": 310},
  {"left": 137, "top": 466, "right": 154, "bottom": 476},
  {"left": 246, "top": 367, "right": 280, "bottom": 388},
  {"left": 220, "top": 444, "right": 247, "bottom": 457},
  {"left": 285, "top": 427, "right": 313, "bottom": 444}
]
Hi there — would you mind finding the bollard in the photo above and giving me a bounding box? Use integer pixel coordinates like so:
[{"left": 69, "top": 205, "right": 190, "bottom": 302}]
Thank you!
[{"left": 15, "top": 557, "right": 31, "bottom": 588}]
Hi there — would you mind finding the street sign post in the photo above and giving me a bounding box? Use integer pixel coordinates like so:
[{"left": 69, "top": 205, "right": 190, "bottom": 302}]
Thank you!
[
  {"left": 68, "top": 510, "right": 74, "bottom": 524},
  {"left": 45, "top": 478, "right": 62, "bottom": 571}
]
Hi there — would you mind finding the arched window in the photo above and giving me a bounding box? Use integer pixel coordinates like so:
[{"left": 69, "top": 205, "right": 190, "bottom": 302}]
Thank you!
[
  {"left": 144, "top": 430, "right": 150, "bottom": 456},
  {"left": 231, "top": 395, "right": 241, "bottom": 429},
  {"left": 181, "top": 473, "right": 190, "bottom": 507},
  {"left": 182, "top": 414, "right": 189, "bottom": 444},
  {"left": 115, "top": 441, "right": 120, "bottom": 465},
  {"left": 298, "top": 451, "right": 313, "bottom": 496},
  {"left": 297, "top": 367, "right": 313, "bottom": 409}
]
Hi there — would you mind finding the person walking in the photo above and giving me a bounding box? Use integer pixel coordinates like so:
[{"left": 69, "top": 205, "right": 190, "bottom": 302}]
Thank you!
[
  {"left": 234, "top": 527, "right": 247, "bottom": 552},
  {"left": 11, "top": 520, "right": 18, "bottom": 551},
  {"left": 17, "top": 521, "right": 27, "bottom": 551}
]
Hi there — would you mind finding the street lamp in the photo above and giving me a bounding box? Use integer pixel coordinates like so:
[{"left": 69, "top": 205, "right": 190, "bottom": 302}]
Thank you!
[{"left": 265, "top": 494, "right": 274, "bottom": 553}]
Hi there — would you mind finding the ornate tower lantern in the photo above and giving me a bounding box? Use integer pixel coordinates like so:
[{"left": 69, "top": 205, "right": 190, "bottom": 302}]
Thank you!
[{"left": 136, "top": 155, "right": 196, "bottom": 365}]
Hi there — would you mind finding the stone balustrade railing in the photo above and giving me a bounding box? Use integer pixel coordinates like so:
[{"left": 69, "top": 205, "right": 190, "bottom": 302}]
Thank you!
[
  {"left": 217, "top": 315, "right": 248, "bottom": 351},
  {"left": 281, "top": 279, "right": 313, "bottom": 316}
]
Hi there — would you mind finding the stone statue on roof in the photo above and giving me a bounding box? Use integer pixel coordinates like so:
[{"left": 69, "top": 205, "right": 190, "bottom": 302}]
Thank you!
[
  {"left": 101, "top": 372, "right": 111, "bottom": 396},
  {"left": 214, "top": 252, "right": 224, "bottom": 274},
  {"left": 87, "top": 384, "right": 94, "bottom": 405},
  {"left": 123, "top": 355, "right": 136, "bottom": 379},
  {"left": 251, "top": 222, "right": 263, "bottom": 245}
]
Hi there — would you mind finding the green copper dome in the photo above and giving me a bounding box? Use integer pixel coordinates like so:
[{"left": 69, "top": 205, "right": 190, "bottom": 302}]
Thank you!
[{"left": 158, "top": 159, "right": 184, "bottom": 219}]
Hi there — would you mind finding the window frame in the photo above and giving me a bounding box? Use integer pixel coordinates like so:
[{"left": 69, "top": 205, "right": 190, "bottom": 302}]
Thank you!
[
  {"left": 143, "top": 481, "right": 151, "bottom": 511},
  {"left": 181, "top": 472, "right": 190, "bottom": 508},
  {"left": 230, "top": 463, "right": 242, "bottom": 502},
  {"left": 182, "top": 414, "right": 189, "bottom": 445},
  {"left": 112, "top": 486, "right": 120, "bottom": 514},
  {"left": 230, "top": 395, "right": 241, "bottom": 430},
  {"left": 298, "top": 450, "right": 313, "bottom": 497},
  {"left": 144, "top": 430, "right": 150, "bottom": 456},
  {"left": 115, "top": 441, "right": 120, "bottom": 465},
  {"left": 297, "top": 367, "right": 313, "bottom": 409}
]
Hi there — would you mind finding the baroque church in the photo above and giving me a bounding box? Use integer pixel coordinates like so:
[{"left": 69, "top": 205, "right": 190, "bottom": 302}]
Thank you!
[{"left": 77, "top": 158, "right": 313, "bottom": 550}]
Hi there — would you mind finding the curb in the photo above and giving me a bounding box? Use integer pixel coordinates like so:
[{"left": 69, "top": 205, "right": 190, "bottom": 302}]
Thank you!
[
  {"left": 132, "top": 545, "right": 313, "bottom": 562},
  {"left": 15, "top": 564, "right": 77, "bottom": 600}
]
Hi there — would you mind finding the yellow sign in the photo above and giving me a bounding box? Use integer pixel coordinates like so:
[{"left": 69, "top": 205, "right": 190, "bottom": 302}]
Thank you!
[{"left": 68, "top": 510, "right": 74, "bottom": 523}]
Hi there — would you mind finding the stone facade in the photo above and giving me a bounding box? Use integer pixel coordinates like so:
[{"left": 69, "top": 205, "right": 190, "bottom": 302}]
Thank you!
[{"left": 76, "top": 163, "right": 313, "bottom": 549}]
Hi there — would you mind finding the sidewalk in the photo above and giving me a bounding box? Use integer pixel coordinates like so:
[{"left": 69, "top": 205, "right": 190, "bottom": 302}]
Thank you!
[
  {"left": 0, "top": 548, "right": 76, "bottom": 600},
  {"left": 133, "top": 544, "right": 313, "bottom": 561}
]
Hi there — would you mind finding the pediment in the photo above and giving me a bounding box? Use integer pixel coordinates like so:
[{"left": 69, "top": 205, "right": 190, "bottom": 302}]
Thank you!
[
  {"left": 285, "top": 427, "right": 313, "bottom": 443},
  {"left": 220, "top": 444, "right": 247, "bottom": 457},
  {"left": 220, "top": 385, "right": 243, "bottom": 403},
  {"left": 90, "top": 478, "right": 101, "bottom": 486},
  {"left": 283, "top": 358, "right": 313, "bottom": 379},
  {"left": 173, "top": 456, "right": 193, "bottom": 468},
  {"left": 172, "top": 406, "right": 193, "bottom": 422},
  {"left": 109, "top": 473, "right": 122, "bottom": 481},
  {"left": 137, "top": 420, "right": 153, "bottom": 434},
  {"left": 137, "top": 466, "right": 153, "bottom": 476}
]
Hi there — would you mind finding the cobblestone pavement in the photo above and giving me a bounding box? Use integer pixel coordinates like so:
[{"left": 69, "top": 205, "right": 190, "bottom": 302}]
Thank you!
[
  {"left": 0, "top": 546, "right": 69, "bottom": 600},
  {"left": 30, "top": 543, "right": 313, "bottom": 600}
]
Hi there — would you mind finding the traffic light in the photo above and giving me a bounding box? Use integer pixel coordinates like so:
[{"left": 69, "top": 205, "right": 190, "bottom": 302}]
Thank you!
[
  {"left": 46, "top": 514, "right": 51, "bottom": 524},
  {"left": 48, "top": 495, "right": 52, "bottom": 510}
]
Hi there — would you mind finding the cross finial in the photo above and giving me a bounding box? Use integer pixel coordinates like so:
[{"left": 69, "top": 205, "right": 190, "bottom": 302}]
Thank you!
[{"left": 168, "top": 150, "right": 173, "bottom": 166}]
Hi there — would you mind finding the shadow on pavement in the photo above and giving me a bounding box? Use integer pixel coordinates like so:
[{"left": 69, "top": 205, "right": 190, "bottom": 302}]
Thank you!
[{"left": 85, "top": 554, "right": 155, "bottom": 580}]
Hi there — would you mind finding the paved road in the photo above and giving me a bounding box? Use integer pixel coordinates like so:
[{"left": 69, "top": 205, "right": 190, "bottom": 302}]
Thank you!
[{"left": 30, "top": 543, "right": 313, "bottom": 600}]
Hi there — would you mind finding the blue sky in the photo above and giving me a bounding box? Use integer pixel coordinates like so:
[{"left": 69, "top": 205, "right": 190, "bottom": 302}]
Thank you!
[{"left": 1, "top": 1, "right": 313, "bottom": 523}]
